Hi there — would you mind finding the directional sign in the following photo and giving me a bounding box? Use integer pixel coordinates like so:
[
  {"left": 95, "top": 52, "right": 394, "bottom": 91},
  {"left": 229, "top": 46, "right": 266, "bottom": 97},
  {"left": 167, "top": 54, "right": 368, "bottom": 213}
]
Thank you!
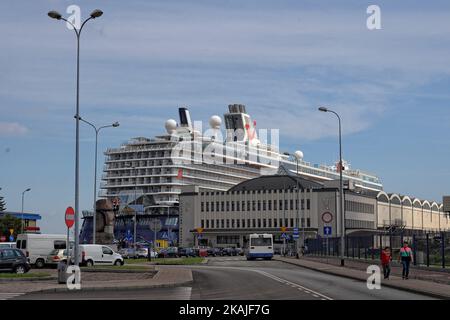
[
  {"left": 65, "top": 207, "right": 75, "bottom": 229},
  {"left": 150, "top": 219, "right": 162, "bottom": 232},
  {"left": 280, "top": 226, "right": 287, "bottom": 232},
  {"left": 9, "top": 235, "right": 14, "bottom": 242},
  {"left": 293, "top": 234, "right": 299, "bottom": 239},
  {"left": 324, "top": 226, "right": 332, "bottom": 236},
  {"left": 281, "top": 233, "right": 288, "bottom": 239},
  {"left": 196, "top": 227, "right": 204, "bottom": 234}
]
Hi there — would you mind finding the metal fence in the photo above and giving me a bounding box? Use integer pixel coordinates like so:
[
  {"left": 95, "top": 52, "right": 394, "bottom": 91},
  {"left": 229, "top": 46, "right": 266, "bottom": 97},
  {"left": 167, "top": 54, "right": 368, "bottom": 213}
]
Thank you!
[{"left": 305, "top": 231, "right": 449, "bottom": 269}]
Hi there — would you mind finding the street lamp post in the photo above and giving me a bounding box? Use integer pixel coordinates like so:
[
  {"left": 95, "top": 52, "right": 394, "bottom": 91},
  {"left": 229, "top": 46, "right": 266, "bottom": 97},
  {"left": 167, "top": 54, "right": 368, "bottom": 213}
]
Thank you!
[
  {"left": 48, "top": 8, "right": 103, "bottom": 266},
  {"left": 21, "top": 188, "right": 31, "bottom": 234},
  {"left": 318, "top": 107, "right": 346, "bottom": 266},
  {"left": 78, "top": 117, "right": 119, "bottom": 244},
  {"left": 294, "top": 150, "right": 304, "bottom": 258}
]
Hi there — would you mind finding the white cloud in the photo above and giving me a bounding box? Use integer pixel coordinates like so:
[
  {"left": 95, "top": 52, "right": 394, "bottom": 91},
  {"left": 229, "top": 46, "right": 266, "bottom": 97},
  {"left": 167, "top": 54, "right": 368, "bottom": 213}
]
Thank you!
[{"left": 0, "top": 122, "right": 29, "bottom": 136}]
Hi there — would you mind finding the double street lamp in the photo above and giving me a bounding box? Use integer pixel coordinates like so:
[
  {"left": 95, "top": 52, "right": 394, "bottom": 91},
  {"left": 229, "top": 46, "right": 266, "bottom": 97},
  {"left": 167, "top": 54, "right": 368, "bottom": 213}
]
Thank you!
[
  {"left": 48, "top": 8, "right": 103, "bottom": 266},
  {"left": 21, "top": 188, "right": 31, "bottom": 234},
  {"left": 318, "top": 107, "right": 346, "bottom": 266},
  {"left": 77, "top": 116, "right": 119, "bottom": 244}
]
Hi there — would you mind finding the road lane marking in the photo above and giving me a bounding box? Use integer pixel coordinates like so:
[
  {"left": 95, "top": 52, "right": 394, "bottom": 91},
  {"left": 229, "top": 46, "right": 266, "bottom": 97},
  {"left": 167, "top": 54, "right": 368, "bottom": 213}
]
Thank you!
[
  {"left": 0, "top": 292, "right": 25, "bottom": 300},
  {"left": 253, "top": 270, "right": 334, "bottom": 300}
]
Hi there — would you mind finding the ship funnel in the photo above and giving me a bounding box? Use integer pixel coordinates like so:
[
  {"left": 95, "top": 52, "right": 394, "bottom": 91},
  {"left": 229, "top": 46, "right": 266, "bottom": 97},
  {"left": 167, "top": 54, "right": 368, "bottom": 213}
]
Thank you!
[{"left": 178, "top": 107, "right": 192, "bottom": 129}]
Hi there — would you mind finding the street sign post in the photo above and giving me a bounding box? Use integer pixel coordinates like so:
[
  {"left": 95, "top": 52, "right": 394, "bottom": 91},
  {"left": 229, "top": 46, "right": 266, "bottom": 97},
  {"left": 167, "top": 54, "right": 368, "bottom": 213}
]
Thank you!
[
  {"left": 324, "top": 226, "right": 332, "bottom": 236},
  {"left": 65, "top": 207, "right": 75, "bottom": 264},
  {"left": 293, "top": 227, "right": 299, "bottom": 239},
  {"left": 150, "top": 219, "right": 162, "bottom": 261}
]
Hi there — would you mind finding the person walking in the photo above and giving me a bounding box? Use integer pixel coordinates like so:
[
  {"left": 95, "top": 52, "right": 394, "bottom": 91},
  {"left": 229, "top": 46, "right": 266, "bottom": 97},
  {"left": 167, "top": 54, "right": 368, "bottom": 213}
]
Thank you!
[
  {"left": 399, "top": 241, "right": 413, "bottom": 279},
  {"left": 381, "top": 247, "right": 392, "bottom": 279}
]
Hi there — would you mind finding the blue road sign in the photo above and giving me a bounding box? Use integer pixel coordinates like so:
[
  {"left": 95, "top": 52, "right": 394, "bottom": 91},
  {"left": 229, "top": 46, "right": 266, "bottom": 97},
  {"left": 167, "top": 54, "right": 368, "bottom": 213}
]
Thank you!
[
  {"left": 293, "top": 227, "right": 299, "bottom": 234},
  {"left": 293, "top": 234, "right": 299, "bottom": 239},
  {"left": 197, "top": 234, "right": 203, "bottom": 240},
  {"left": 324, "top": 226, "right": 332, "bottom": 236},
  {"left": 9, "top": 235, "right": 14, "bottom": 242}
]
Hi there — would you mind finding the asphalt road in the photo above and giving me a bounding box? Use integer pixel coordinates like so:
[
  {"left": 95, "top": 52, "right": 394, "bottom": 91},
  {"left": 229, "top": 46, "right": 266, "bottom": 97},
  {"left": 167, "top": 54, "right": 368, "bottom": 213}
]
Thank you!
[{"left": 15, "top": 257, "right": 435, "bottom": 300}]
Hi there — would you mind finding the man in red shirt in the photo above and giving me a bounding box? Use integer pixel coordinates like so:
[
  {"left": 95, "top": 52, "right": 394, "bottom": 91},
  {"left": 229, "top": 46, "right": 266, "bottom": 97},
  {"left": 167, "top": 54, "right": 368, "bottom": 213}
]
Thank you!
[{"left": 381, "top": 247, "right": 392, "bottom": 279}]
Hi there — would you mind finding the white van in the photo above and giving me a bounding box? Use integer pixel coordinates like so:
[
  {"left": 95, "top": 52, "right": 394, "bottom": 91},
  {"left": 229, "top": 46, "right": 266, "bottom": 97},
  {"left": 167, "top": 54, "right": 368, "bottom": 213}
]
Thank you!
[
  {"left": 78, "top": 244, "right": 124, "bottom": 267},
  {"left": 16, "top": 234, "right": 68, "bottom": 268}
]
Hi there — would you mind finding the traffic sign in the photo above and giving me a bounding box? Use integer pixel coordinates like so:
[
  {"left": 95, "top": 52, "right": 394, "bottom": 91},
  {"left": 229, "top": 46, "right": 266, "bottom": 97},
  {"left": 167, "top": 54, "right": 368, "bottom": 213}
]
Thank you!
[
  {"left": 293, "top": 234, "right": 299, "bottom": 239},
  {"left": 9, "top": 235, "right": 14, "bottom": 242},
  {"left": 150, "top": 219, "right": 162, "bottom": 232},
  {"left": 65, "top": 207, "right": 75, "bottom": 229},
  {"left": 281, "top": 233, "right": 288, "bottom": 239},
  {"left": 322, "top": 212, "right": 333, "bottom": 224},
  {"left": 9, "top": 229, "right": 14, "bottom": 235},
  {"left": 324, "top": 226, "right": 332, "bottom": 236},
  {"left": 196, "top": 227, "right": 204, "bottom": 234},
  {"left": 0, "top": 236, "right": 5, "bottom": 242},
  {"left": 197, "top": 234, "right": 203, "bottom": 240},
  {"left": 280, "top": 226, "right": 287, "bottom": 232}
]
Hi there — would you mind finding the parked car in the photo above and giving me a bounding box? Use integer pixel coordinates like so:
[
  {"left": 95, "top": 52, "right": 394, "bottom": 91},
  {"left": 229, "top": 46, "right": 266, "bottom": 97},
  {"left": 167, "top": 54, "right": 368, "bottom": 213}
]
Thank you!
[
  {"left": 46, "top": 249, "right": 68, "bottom": 267},
  {"left": 0, "top": 248, "right": 31, "bottom": 274},
  {"left": 157, "top": 247, "right": 179, "bottom": 258},
  {"left": 79, "top": 244, "right": 124, "bottom": 266},
  {"left": 16, "top": 234, "right": 68, "bottom": 268},
  {"left": 221, "top": 247, "right": 237, "bottom": 256},
  {"left": 207, "top": 248, "right": 221, "bottom": 257},
  {"left": 0, "top": 242, "right": 16, "bottom": 249},
  {"left": 119, "top": 248, "right": 138, "bottom": 259},
  {"left": 179, "top": 247, "right": 196, "bottom": 257},
  {"left": 235, "top": 248, "right": 245, "bottom": 256}
]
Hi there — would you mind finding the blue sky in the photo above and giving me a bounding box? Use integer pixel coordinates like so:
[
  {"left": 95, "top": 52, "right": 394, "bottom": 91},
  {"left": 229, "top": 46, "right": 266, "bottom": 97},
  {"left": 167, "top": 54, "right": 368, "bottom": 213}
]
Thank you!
[{"left": 1, "top": 0, "right": 450, "bottom": 233}]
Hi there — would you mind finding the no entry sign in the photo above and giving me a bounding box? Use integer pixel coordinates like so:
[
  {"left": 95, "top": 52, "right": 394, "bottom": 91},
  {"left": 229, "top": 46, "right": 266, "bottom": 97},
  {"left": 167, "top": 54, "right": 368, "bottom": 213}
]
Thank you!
[{"left": 65, "top": 206, "right": 75, "bottom": 229}]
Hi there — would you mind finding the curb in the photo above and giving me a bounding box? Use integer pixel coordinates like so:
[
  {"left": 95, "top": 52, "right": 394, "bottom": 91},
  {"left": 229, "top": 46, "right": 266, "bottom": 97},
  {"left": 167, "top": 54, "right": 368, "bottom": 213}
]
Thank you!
[
  {"left": 35, "top": 279, "right": 194, "bottom": 294},
  {"left": 275, "top": 258, "right": 450, "bottom": 300},
  {"left": 82, "top": 268, "right": 156, "bottom": 274},
  {"left": 0, "top": 276, "right": 55, "bottom": 282}
]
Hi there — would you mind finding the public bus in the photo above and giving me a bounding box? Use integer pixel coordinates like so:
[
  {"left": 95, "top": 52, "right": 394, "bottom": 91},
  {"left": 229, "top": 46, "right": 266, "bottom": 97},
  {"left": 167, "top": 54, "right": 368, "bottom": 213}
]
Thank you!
[{"left": 247, "top": 233, "right": 274, "bottom": 260}]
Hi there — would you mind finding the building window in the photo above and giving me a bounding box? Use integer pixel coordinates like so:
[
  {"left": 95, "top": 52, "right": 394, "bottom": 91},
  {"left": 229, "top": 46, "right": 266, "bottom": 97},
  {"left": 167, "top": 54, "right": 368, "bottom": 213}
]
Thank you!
[
  {"left": 206, "top": 202, "right": 209, "bottom": 212},
  {"left": 290, "top": 218, "right": 294, "bottom": 228},
  {"left": 268, "top": 219, "right": 272, "bottom": 228},
  {"left": 285, "top": 218, "right": 288, "bottom": 228},
  {"left": 231, "top": 201, "right": 235, "bottom": 211},
  {"left": 226, "top": 219, "right": 230, "bottom": 228},
  {"left": 201, "top": 202, "right": 204, "bottom": 212},
  {"left": 307, "top": 199, "right": 310, "bottom": 210},
  {"left": 285, "top": 200, "right": 288, "bottom": 210},
  {"left": 279, "top": 200, "right": 283, "bottom": 210},
  {"left": 258, "top": 201, "right": 261, "bottom": 211},
  {"left": 201, "top": 220, "right": 205, "bottom": 228},
  {"left": 252, "top": 201, "right": 256, "bottom": 211},
  {"left": 263, "top": 219, "right": 267, "bottom": 228},
  {"left": 247, "top": 201, "right": 251, "bottom": 212},
  {"left": 279, "top": 218, "right": 283, "bottom": 227},
  {"left": 221, "top": 202, "right": 225, "bottom": 211},
  {"left": 301, "top": 199, "right": 305, "bottom": 210},
  {"left": 231, "top": 219, "right": 235, "bottom": 228},
  {"left": 252, "top": 219, "right": 256, "bottom": 228},
  {"left": 268, "top": 200, "right": 272, "bottom": 210},
  {"left": 211, "top": 220, "right": 215, "bottom": 228},
  {"left": 236, "top": 201, "right": 240, "bottom": 211},
  {"left": 217, "top": 236, "right": 240, "bottom": 245},
  {"left": 301, "top": 218, "right": 305, "bottom": 227},
  {"left": 206, "top": 220, "right": 210, "bottom": 228},
  {"left": 237, "top": 219, "right": 240, "bottom": 228},
  {"left": 274, "top": 218, "right": 277, "bottom": 227},
  {"left": 296, "top": 199, "right": 299, "bottom": 210},
  {"left": 216, "top": 202, "right": 220, "bottom": 212},
  {"left": 247, "top": 219, "right": 251, "bottom": 228},
  {"left": 242, "top": 219, "right": 245, "bottom": 228},
  {"left": 221, "top": 219, "right": 224, "bottom": 228},
  {"left": 263, "top": 200, "right": 266, "bottom": 211},
  {"left": 290, "top": 200, "right": 294, "bottom": 210},
  {"left": 226, "top": 201, "right": 230, "bottom": 211},
  {"left": 273, "top": 200, "right": 277, "bottom": 210},
  {"left": 307, "top": 218, "right": 311, "bottom": 227}
]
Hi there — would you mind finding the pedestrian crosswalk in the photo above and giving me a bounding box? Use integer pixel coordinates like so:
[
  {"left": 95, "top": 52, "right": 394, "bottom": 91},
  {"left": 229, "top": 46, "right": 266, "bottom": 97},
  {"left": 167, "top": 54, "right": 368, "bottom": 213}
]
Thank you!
[{"left": 0, "top": 292, "right": 25, "bottom": 300}]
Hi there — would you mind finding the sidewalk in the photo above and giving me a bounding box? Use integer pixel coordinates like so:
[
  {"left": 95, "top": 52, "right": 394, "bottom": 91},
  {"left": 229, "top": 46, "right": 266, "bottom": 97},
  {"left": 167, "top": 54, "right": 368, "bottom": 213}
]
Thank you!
[
  {"left": 275, "top": 256, "right": 450, "bottom": 299},
  {"left": 0, "top": 266, "right": 193, "bottom": 294}
]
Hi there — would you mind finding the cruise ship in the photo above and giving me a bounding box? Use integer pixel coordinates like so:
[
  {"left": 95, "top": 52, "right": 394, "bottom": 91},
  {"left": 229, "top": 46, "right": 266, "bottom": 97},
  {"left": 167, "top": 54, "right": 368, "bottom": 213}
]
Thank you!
[{"left": 80, "top": 104, "right": 382, "bottom": 245}]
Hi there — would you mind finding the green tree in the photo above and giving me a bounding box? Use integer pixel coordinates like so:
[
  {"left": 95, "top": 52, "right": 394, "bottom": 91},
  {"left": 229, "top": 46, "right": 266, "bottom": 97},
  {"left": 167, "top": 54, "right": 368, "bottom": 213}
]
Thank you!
[
  {"left": 0, "top": 195, "right": 6, "bottom": 212},
  {"left": 0, "top": 214, "right": 22, "bottom": 240}
]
